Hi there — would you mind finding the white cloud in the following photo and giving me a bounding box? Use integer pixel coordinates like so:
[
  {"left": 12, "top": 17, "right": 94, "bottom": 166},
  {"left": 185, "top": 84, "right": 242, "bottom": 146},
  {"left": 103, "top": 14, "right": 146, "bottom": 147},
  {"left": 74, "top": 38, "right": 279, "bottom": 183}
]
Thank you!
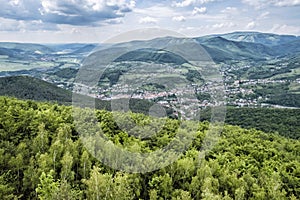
[
  {"left": 246, "top": 21, "right": 256, "bottom": 29},
  {"left": 219, "top": 7, "right": 240, "bottom": 20},
  {"left": 192, "top": 7, "right": 207, "bottom": 15},
  {"left": 221, "top": 7, "right": 238, "bottom": 13},
  {"left": 271, "top": 24, "right": 300, "bottom": 35},
  {"left": 173, "top": 0, "right": 215, "bottom": 7},
  {"left": 0, "top": 0, "right": 135, "bottom": 26},
  {"left": 178, "top": 22, "right": 240, "bottom": 37},
  {"left": 134, "top": 6, "right": 175, "bottom": 18},
  {"left": 104, "top": 18, "right": 124, "bottom": 25},
  {"left": 139, "top": 16, "right": 158, "bottom": 24},
  {"left": 212, "top": 22, "right": 236, "bottom": 29},
  {"left": 0, "top": 0, "right": 299, "bottom": 43},
  {"left": 257, "top": 11, "right": 270, "bottom": 19},
  {"left": 172, "top": 16, "right": 186, "bottom": 22},
  {"left": 242, "top": 0, "right": 300, "bottom": 8},
  {"left": 274, "top": 0, "right": 300, "bottom": 6},
  {"left": 0, "top": 18, "right": 21, "bottom": 31},
  {"left": 173, "top": 0, "right": 195, "bottom": 7}
]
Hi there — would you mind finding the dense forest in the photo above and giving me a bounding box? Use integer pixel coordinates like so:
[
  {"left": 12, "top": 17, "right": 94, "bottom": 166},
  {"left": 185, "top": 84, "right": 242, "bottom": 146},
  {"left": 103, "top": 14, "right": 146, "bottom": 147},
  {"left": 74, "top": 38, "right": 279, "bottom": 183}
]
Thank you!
[
  {"left": 0, "top": 76, "right": 72, "bottom": 103},
  {"left": 200, "top": 107, "right": 300, "bottom": 139},
  {"left": 0, "top": 96, "right": 299, "bottom": 199}
]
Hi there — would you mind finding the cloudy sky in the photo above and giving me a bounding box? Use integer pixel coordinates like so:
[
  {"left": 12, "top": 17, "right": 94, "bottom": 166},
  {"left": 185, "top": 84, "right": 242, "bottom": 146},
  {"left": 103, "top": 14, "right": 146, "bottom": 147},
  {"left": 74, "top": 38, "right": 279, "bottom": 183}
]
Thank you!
[{"left": 0, "top": 0, "right": 299, "bottom": 43}]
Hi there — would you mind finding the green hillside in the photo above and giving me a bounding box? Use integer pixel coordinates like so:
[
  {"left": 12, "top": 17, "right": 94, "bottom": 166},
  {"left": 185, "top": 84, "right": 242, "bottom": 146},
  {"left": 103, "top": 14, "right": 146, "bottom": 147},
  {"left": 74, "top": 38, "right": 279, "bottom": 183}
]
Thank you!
[
  {"left": 0, "top": 97, "right": 299, "bottom": 199},
  {"left": 53, "top": 68, "right": 79, "bottom": 79},
  {"left": 0, "top": 76, "right": 160, "bottom": 115},
  {"left": 202, "top": 37, "right": 271, "bottom": 55},
  {"left": 200, "top": 107, "right": 300, "bottom": 139},
  {"left": 198, "top": 36, "right": 275, "bottom": 62},
  {"left": 0, "top": 76, "right": 72, "bottom": 103},
  {"left": 114, "top": 48, "right": 188, "bottom": 65}
]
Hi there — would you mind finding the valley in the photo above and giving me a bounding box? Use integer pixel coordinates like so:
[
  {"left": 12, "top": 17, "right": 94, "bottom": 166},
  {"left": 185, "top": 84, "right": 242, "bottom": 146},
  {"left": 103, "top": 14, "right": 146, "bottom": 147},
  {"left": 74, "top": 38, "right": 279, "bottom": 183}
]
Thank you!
[
  {"left": 1, "top": 31, "right": 300, "bottom": 200},
  {"left": 1, "top": 32, "right": 299, "bottom": 109}
]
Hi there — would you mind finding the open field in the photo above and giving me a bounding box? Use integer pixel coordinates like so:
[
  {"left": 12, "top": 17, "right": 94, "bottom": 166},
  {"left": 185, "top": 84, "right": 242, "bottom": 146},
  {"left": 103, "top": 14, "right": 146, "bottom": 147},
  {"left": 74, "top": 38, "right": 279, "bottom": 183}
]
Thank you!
[{"left": 0, "top": 60, "right": 57, "bottom": 71}]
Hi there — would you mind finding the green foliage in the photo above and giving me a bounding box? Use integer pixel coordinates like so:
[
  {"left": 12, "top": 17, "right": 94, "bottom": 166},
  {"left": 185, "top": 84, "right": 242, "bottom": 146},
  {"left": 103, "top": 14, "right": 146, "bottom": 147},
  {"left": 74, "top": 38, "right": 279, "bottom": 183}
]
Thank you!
[
  {"left": 200, "top": 107, "right": 300, "bottom": 139},
  {"left": 0, "top": 96, "right": 299, "bottom": 199},
  {"left": 114, "top": 48, "right": 188, "bottom": 65},
  {"left": 251, "top": 82, "right": 300, "bottom": 107},
  {"left": 83, "top": 166, "right": 134, "bottom": 200},
  {"left": 185, "top": 70, "right": 204, "bottom": 83},
  {"left": 0, "top": 172, "right": 20, "bottom": 199},
  {"left": 53, "top": 68, "right": 78, "bottom": 79},
  {"left": 265, "top": 93, "right": 300, "bottom": 108},
  {"left": 36, "top": 170, "right": 60, "bottom": 200},
  {"left": 0, "top": 76, "right": 72, "bottom": 103},
  {"left": 36, "top": 170, "right": 82, "bottom": 200}
]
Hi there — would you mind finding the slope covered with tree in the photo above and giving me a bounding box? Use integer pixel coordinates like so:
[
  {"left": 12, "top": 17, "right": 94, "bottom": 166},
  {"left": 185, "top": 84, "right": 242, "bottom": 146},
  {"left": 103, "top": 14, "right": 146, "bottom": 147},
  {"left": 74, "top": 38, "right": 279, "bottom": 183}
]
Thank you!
[
  {"left": 200, "top": 107, "right": 300, "bottom": 139},
  {"left": 0, "top": 76, "right": 72, "bottom": 103},
  {"left": 0, "top": 96, "right": 299, "bottom": 199},
  {"left": 0, "top": 76, "right": 161, "bottom": 115},
  {"left": 0, "top": 76, "right": 298, "bottom": 140}
]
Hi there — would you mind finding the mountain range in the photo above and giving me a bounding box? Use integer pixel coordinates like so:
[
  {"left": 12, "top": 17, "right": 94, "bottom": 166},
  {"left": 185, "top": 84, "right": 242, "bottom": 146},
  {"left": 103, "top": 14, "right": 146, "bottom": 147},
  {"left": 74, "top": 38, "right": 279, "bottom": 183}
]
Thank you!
[
  {"left": 104, "top": 31, "right": 300, "bottom": 62},
  {"left": 0, "top": 31, "right": 299, "bottom": 62}
]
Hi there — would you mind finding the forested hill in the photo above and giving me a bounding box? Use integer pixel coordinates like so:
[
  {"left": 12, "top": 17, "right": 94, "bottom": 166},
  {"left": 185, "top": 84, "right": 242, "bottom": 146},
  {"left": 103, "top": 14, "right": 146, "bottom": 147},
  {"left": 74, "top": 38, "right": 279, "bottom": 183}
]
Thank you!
[
  {"left": 0, "top": 76, "right": 164, "bottom": 115},
  {"left": 0, "top": 76, "right": 72, "bottom": 103},
  {"left": 200, "top": 107, "right": 300, "bottom": 140},
  {"left": 0, "top": 75, "right": 299, "bottom": 140},
  {"left": 0, "top": 97, "right": 299, "bottom": 199}
]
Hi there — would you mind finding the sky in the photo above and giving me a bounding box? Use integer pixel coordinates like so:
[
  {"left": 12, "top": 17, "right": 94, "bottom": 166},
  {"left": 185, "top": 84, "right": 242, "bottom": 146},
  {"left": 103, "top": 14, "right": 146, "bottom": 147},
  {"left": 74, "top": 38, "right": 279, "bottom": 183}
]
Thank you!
[{"left": 0, "top": 0, "right": 299, "bottom": 43}]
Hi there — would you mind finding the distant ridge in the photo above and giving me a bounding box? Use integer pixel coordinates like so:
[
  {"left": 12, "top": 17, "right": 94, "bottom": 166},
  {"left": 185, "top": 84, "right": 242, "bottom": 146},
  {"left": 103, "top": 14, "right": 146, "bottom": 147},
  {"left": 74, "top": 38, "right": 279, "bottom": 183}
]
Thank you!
[
  {"left": 0, "top": 42, "right": 54, "bottom": 54},
  {"left": 215, "top": 31, "right": 299, "bottom": 46},
  {"left": 89, "top": 31, "right": 300, "bottom": 62}
]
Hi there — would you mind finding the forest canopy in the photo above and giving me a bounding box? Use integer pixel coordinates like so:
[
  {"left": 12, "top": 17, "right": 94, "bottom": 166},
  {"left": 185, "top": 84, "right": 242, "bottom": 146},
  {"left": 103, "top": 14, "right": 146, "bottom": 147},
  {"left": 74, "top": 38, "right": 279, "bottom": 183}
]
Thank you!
[{"left": 0, "top": 96, "right": 299, "bottom": 199}]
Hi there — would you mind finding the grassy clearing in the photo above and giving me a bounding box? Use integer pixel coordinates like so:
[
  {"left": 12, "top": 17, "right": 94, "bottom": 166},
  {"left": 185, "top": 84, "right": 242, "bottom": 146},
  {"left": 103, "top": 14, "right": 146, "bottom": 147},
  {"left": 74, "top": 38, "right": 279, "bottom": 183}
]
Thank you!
[
  {"left": 289, "top": 82, "right": 300, "bottom": 94},
  {"left": 271, "top": 67, "right": 300, "bottom": 80},
  {"left": 0, "top": 60, "right": 57, "bottom": 72}
]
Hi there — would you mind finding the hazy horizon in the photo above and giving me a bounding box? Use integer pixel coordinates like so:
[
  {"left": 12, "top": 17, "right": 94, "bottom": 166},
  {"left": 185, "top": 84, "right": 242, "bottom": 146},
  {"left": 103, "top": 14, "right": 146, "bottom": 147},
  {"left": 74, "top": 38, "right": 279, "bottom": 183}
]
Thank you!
[{"left": 0, "top": 30, "right": 299, "bottom": 44}]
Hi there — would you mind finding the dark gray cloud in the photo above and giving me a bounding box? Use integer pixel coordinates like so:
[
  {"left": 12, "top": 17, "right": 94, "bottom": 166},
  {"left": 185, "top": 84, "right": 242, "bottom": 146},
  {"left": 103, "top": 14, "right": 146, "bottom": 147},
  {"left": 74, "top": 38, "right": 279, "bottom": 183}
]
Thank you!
[{"left": 0, "top": 0, "right": 135, "bottom": 26}]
